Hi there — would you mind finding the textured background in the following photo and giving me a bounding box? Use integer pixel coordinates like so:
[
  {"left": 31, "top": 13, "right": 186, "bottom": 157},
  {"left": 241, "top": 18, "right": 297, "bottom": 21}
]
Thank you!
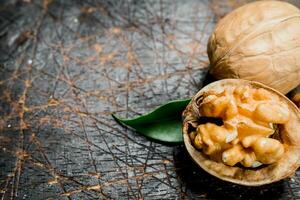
[{"left": 1, "top": 0, "right": 300, "bottom": 199}]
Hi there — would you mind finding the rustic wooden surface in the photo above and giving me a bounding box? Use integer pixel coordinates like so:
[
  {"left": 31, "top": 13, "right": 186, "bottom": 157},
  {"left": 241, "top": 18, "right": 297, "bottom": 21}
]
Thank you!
[{"left": 1, "top": 0, "right": 300, "bottom": 199}]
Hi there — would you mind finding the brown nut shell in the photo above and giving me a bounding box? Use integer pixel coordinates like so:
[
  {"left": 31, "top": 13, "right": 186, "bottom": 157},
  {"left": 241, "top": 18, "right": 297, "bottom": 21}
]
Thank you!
[
  {"left": 207, "top": 1, "right": 300, "bottom": 94},
  {"left": 182, "top": 79, "right": 300, "bottom": 186}
]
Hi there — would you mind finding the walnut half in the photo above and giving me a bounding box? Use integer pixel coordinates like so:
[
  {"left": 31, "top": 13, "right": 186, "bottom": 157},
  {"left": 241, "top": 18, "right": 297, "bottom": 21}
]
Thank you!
[{"left": 182, "top": 79, "right": 300, "bottom": 186}]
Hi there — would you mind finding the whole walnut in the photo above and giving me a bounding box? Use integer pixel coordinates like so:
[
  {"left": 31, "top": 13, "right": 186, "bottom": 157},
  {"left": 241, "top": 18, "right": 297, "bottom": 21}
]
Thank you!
[{"left": 208, "top": 1, "right": 300, "bottom": 94}]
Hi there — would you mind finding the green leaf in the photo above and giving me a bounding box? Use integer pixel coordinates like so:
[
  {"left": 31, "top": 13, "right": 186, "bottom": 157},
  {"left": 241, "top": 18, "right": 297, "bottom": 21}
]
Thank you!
[{"left": 112, "top": 99, "right": 191, "bottom": 143}]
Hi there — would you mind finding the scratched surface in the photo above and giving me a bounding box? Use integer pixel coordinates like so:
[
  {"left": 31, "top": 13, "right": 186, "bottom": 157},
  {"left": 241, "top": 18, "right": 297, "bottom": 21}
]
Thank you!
[{"left": 1, "top": 0, "right": 300, "bottom": 199}]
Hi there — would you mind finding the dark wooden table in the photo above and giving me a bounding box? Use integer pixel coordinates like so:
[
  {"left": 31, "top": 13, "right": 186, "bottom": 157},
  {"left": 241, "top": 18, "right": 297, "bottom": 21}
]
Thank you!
[{"left": 1, "top": 0, "right": 300, "bottom": 199}]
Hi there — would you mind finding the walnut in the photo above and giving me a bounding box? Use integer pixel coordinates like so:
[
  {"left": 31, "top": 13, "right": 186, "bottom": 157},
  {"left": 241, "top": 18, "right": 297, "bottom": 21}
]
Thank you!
[
  {"left": 182, "top": 79, "right": 300, "bottom": 186},
  {"left": 207, "top": 1, "right": 300, "bottom": 94}
]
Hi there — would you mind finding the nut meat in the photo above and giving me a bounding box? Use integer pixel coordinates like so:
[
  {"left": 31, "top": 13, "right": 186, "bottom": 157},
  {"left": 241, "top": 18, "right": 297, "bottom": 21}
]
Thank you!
[{"left": 183, "top": 79, "right": 300, "bottom": 186}]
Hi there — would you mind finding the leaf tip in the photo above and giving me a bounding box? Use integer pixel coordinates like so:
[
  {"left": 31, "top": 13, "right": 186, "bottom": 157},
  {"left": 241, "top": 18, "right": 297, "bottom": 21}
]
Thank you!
[{"left": 111, "top": 113, "right": 123, "bottom": 124}]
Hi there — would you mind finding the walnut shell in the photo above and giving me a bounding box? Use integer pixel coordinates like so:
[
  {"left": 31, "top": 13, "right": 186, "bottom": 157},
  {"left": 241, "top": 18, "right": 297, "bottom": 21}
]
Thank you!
[
  {"left": 182, "top": 79, "right": 300, "bottom": 186},
  {"left": 208, "top": 1, "right": 300, "bottom": 94}
]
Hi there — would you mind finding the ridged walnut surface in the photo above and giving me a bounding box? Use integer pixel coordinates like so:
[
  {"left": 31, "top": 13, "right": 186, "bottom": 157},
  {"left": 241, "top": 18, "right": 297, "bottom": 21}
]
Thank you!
[{"left": 208, "top": 1, "right": 300, "bottom": 94}]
